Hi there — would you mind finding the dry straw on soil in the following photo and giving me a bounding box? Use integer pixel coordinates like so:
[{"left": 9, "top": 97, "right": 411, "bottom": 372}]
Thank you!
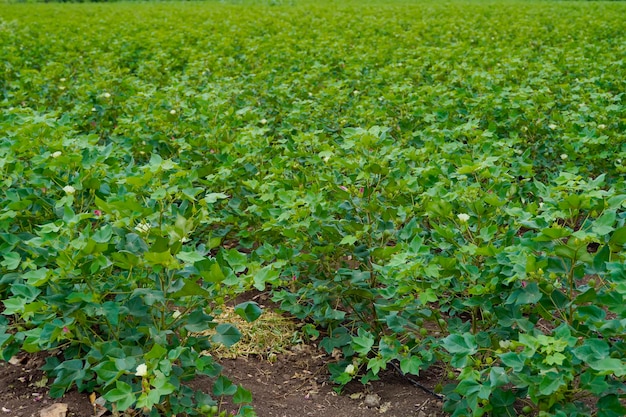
[{"left": 199, "top": 306, "right": 297, "bottom": 359}]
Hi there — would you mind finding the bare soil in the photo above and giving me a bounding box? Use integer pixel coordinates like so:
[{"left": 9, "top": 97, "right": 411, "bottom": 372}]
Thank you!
[
  {"left": 214, "top": 343, "right": 446, "bottom": 417},
  {"left": 0, "top": 292, "right": 447, "bottom": 417},
  {"left": 0, "top": 346, "right": 446, "bottom": 417}
]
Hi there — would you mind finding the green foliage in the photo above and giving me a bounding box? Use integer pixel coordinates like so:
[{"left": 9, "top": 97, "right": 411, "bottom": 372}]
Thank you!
[{"left": 0, "top": 0, "right": 625, "bottom": 415}]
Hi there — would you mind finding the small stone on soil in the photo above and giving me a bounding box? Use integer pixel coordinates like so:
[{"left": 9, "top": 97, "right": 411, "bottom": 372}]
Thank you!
[{"left": 364, "top": 393, "right": 381, "bottom": 408}]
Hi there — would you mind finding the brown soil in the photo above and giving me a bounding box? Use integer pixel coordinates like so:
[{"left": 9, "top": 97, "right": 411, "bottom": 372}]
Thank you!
[
  {"left": 0, "top": 346, "right": 446, "bottom": 417},
  {"left": 0, "top": 292, "right": 447, "bottom": 417},
  {"left": 214, "top": 344, "right": 446, "bottom": 417},
  {"left": 0, "top": 354, "right": 90, "bottom": 417}
]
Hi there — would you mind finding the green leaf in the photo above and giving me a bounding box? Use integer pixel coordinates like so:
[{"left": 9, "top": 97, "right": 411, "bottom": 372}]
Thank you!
[
  {"left": 195, "top": 258, "right": 225, "bottom": 283},
  {"left": 442, "top": 333, "right": 478, "bottom": 356},
  {"left": 320, "top": 327, "right": 351, "bottom": 354},
  {"left": 204, "top": 193, "right": 229, "bottom": 204},
  {"left": 573, "top": 338, "right": 610, "bottom": 362},
  {"left": 592, "top": 211, "right": 616, "bottom": 235},
  {"left": 590, "top": 358, "right": 626, "bottom": 376},
  {"left": 93, "top": 361, "right": 122, "bottom": 387},
  {"left": 152, "top": 372, "right": 175, "bottom": 395},
  {"left": 170, "top": 278, "right": 210, "bottom": 298},
  {"left": 455, "top": 378, "right": 480, "bottom": 396},
  {"left": 145, "top": 343, "right": 168, "bottom": 360},
  {"left": 103, "top": 381, "right": 135, "bottom": 411},
  {"left": 339, "top": 235, "right": 357, "bottom": 245},
  {"left": 399, "top": 355, "right": 422, "bottom": 376},
  {"left": 488, "top": 367, "right": 509, "bottom": 388},
  {"left": 351, "top": 328, "right": 375, "bottom": 356},
  {"left": 253, "top": 266, "right": 279, "bottom": 291},
  {"left": 540, "top": 227, "right": 571, "bottom": 240},
  {"left": 144, "top": 250, "right": 178, "bottom": 268},
  {"left": 580, "top": 370, "right": 609, "bottom": 395},
  {"left": 367, "top": 357, "right": 386, "bottom": 375},
  {"left": 419, "top": 288, "right": 438, "bottom": 304},
  {"left": 23, "top": 268, "right": 49, "bottom": 287},
  {"left": 598, "top": 394, "right": 626, "bottom": 417},
  {"left": 499, "top": 352, "right": 526, "bottom": 372},
  {"left": 3, "top": 297, "right": 27, "bottom": 315},
  {"left": 223, "top": 249, "right": 247, "bottom": 272},
  {"left": 233, "top": 385, "right": 253, "bottom": 404},
  {"left": 213, "top": 375, "right": 237, "bottom": 396},
  {"left": 505, "top": 282, "right": 542, "bottom": 305},
  {"left": 183, "top": 310, "right": 214, "bottom": 332},
  {"left": 588, "top": 245, "right": 610, "bottom": 274},
  {"left": 234, "top": 301, "right": 263, "bottom": 322},
  {"left": 92, "top": 224, "right": 113, "bottom": 243},
  {"left": 538, "top": 372, "right": 563, "bottom": 396},
  {"left": 1, "top": 252, "right": 20, "bottom": 270},
  {"left": 10, "top": 284, "right": 41, "bottom": 302},
  {"left": 211, "top": 324, "right": 241, "bottom": 347},
  {"left": 51, "top": 359, "right": 87, "bottom": 397},
  {"left": 176, "top": 250, "right": 205, "bottom": 264},
  {"left": 609, "top": 226, "right": 626, "bottom": 247},
  {"left": 111, "top": 251, "right": 140, "bottom": 269},
  {"left": 98, "top": 301, "right": 120, "bottom": 326}
]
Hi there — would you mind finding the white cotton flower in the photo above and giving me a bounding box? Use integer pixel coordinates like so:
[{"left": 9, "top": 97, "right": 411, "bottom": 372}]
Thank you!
[
  {"left": 135, "top": 363, "right": 148, "bottom": 377},
  {"left": 560, "top": 154, "right": 568, "bottom": 160},
  {"left": 58, "top": 86, "right": 66, "bottom": 91},
  {"left": 548, "top": 124, "right": 557, "bottom": 130},
  {"left": 51, "top": 151, "right": 62, "bottom": 158},
  {"left": 172, "top": 310, "right": 182, "bottom": 319},
  {"left": 598, "top": 124, "right": 606, "bottom": 130},
  {"left": 345, "top": 364, "right": 356, "bottom": 375},
  {"left": 170, "top": 109, "right": 177, "bottom": 115},
  {"left": 260, "top": 118, "right": 267, "bottom": 124},
  {"left": 103, "top": 92, "right": 111, "bottom": 98},
  {"left": 135, "top": 222, "right": 151, "bottom": 233},
  {"left": 91, "top": 107, "right": 96, "bottom": 112},
  {"left": 60, "top": 78, "right": 66, "bottom": 82},
  {"left": 457, "top": 213, "right": 470, "bottom": 223},
  {"left": 63, "top": 185, "right": 76, "bottom": 195}
]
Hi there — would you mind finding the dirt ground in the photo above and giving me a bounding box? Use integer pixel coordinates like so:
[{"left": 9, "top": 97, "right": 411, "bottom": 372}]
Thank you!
[
  {"left": 0, "top": 292, "right": 447, "bottom": 417},
  {"left": 215, "top": 343, "right": 446, "bottom": 417},
  {"left": 0, "top": 345, "right": 446, "bottom": 417}
]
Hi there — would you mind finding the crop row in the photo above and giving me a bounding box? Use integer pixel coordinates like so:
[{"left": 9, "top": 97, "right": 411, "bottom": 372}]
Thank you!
[{"left": 1, "top": 1, "right": 625, "bottom": 416}]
